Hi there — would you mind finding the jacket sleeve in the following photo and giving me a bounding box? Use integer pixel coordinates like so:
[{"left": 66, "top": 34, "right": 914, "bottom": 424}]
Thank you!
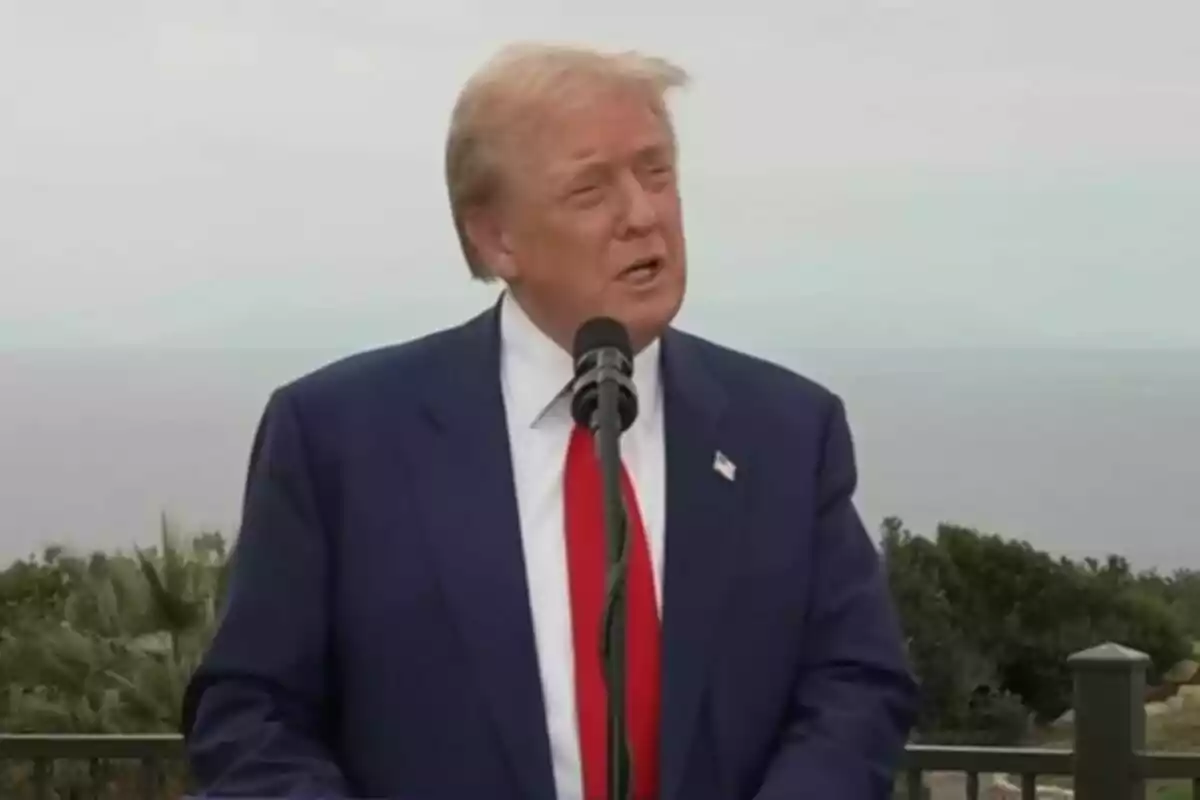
[
  {"left": 754, "top": 394, "right": 920, "bottom": 799},
  {"left": 181, "top": 387, "right": 352, "bottom": 798}
]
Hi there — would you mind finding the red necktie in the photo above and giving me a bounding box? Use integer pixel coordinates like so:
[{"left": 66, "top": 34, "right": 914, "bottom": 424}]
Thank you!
[{"left": 563, "top": 424, "right": 661, "bottom": 800}]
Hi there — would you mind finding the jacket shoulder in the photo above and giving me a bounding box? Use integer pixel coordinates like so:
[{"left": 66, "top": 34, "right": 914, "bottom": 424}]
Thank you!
[
  {"left": 673, "top": 329, "right": 841, "bottom": 413},
  {"left": 670, "top": 330, "right": 857, "bottom": 482},
  {"left": 269, "top": 315, "right": 478, "bottom": 417}
]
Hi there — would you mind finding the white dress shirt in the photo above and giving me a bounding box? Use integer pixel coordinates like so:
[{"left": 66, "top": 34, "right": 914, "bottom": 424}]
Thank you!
[{"left": 498, "top": 291, "right": 666, "bottom": 800}]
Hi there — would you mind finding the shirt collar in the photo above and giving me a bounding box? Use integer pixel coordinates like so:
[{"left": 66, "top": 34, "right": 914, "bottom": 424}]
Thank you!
[{"left": 498, "top": 290, "right": 661, "bottom": 429}]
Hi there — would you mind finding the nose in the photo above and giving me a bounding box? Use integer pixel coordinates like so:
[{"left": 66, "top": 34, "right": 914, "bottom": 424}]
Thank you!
[{"left": 616, "top": 172, "right": 658, "bottom": 236}]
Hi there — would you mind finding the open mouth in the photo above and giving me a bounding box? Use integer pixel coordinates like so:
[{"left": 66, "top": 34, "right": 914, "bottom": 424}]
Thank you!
[{"left": 620, "top": 256, "right": 664, "bottom": 282}]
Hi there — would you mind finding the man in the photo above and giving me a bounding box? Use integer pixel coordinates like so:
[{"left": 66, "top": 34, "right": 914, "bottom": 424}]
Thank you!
[{"left": 182, "top": 43, "right": 919, "bottom": 799}]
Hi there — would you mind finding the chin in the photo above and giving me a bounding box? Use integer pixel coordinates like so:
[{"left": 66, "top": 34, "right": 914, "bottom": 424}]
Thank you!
[{"left": 625, "top": 288, "right": 684, "bottom": 349}]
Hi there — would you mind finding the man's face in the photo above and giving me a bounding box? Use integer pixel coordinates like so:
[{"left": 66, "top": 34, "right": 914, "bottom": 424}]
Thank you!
[{"left": 477, "top": 86, "right": 687, "bottom": 352}]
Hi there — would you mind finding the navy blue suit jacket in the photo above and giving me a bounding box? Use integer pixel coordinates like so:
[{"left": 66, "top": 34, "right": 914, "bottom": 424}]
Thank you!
[{"left": 182, "top": 303, "right": 918, "bottom": 799}]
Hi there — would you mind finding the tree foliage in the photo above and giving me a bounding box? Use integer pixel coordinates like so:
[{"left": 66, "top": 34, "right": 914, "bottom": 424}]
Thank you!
[
  {"left": 0, "top": 516, "right": 229, "bottom": 796},
  {"left": 882, "top": 517, "right": 1196, "bottom": 745}
]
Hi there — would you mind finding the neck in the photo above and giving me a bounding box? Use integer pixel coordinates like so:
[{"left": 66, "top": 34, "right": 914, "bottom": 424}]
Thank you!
[
  {"left": 502, "top": 287, "right": 565, "bottom": 353},
  {"left": 504, "top": 288, "right": 657, "bottom": 357}
]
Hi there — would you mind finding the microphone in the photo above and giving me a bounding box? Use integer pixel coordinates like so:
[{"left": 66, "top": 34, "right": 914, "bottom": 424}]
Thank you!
[
  {"left": 570, "top": 317, "right": 637, "bottom": 800},
  {"left": 570, "top": 316, "right": 638, "bottom": 434}
]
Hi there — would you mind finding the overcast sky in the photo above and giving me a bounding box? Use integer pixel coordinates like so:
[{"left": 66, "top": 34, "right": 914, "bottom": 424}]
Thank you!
[{"left": 2, "top": 0, "right": 1198, "bottom": 352}]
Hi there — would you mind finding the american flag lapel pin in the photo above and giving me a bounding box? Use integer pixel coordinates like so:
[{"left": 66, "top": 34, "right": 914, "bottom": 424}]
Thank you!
[{"left": 713, "top": 450, "right": 736, "bottom": 482}]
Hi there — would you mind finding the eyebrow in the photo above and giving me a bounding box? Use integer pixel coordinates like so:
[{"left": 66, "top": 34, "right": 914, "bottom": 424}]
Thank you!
[
  {"left": 561, "top": 142, "right": 674, "bottom": 182},
  {"left": 633, "top": 142, "right": 674, "bottom": 164}
]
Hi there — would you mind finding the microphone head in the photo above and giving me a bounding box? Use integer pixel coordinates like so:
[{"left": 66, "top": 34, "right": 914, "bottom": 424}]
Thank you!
[
  {"left": 572, "top": 316, "right": 633, "bottom": 363},
  {"left": 570, "top": 317, "right": 638, "bottom": 432}
]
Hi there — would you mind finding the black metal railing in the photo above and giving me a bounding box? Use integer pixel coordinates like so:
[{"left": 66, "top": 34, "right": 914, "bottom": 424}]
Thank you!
[
  {"left": 893, "top": 642, "right": 1200, "bottom": 798},
  {"left": 0, "top": 733, "right": 185, "bottom": 799}
]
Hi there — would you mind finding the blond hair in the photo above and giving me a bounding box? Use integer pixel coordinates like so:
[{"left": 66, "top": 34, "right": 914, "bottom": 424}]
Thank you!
[{"left": 444, "top": 42, "right": 690, "bottom": 280}]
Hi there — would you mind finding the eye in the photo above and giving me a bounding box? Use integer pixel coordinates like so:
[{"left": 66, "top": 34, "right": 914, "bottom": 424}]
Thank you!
[
  {"left": 642, "top": 163, "right": 674, "bottom": 188},
  {"left": 564, "top": 183, "right": 606, "bottom": 207}
]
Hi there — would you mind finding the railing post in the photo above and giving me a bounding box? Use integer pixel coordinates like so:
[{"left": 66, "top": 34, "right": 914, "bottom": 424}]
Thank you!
[{"left": 1067, "top": 642, "right": 1149, "bottom": 800}]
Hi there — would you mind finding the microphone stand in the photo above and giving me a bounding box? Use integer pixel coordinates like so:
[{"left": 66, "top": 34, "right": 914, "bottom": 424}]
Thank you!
[{"left": 593, "top": 370, "right": 632, "bottom": 800}]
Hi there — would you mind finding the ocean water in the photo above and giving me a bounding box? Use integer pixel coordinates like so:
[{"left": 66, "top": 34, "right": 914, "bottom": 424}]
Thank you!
[{"left": 1, "top": 346, "right": 1197, "bottom": 569}]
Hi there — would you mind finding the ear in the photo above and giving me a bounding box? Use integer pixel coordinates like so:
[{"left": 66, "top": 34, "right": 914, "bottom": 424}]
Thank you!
[{"left": 462, "top": 204, "right": 518, "bottom": 281}]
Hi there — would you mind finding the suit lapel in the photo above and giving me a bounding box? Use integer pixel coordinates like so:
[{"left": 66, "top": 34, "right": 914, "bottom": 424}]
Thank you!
[
  {"left": 658, "top": 329, "right": 747, "bottom": 800},
  {"left": 408, "top": 304, "right": 555, "bottom": 800}
]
